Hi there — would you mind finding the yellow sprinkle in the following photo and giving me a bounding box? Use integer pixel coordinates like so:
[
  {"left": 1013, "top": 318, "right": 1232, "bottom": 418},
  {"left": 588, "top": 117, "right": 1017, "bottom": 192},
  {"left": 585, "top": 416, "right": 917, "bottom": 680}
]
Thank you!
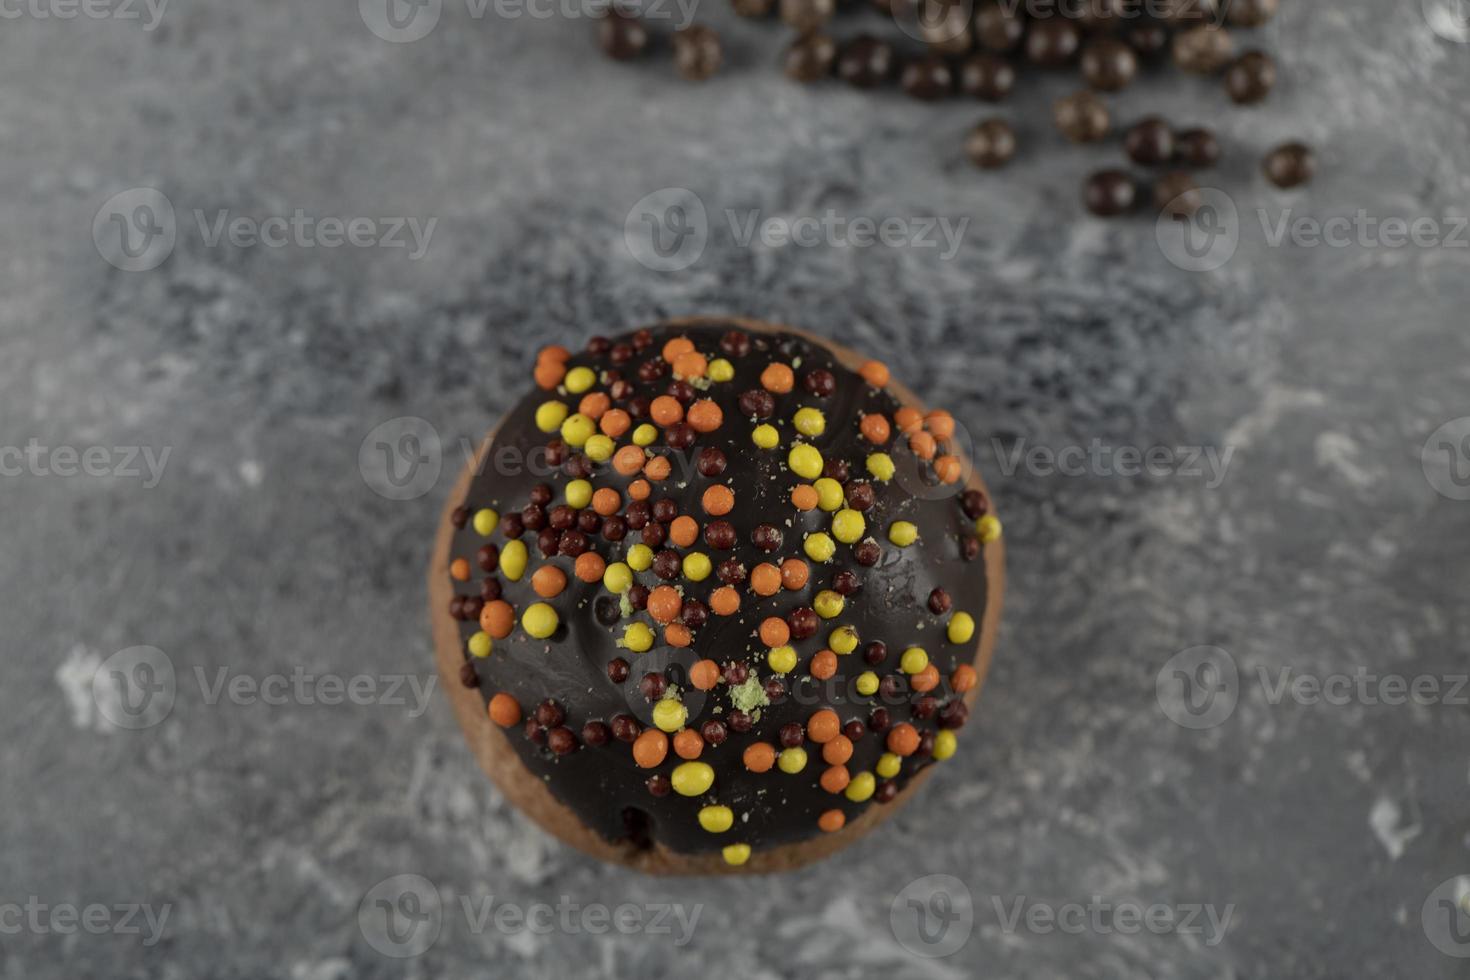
[
  {"left": 500, "top": 539, "right": 528, "bottom": 581},
  {"left": 633, "top": 423, "right": 659, "bottom": 447},
  {"left": 888, "top": 520, "right": 919, "bottom": 547},
  {"left": 603, "top": 562, "right": 633, "bottom": 594},
  {"left": 777, "top": 747, "right": 808, "bottom": 774},
  {"left": 767, "top": 645, "right": 797, "bottom": 674},
  {"left": 976, "top": 514, "right": 1003, "bottom": 544},
  {"left": 830, "top": 625, "right": 859, "bottom": 655},
  {"left": 813, "top": 477, "right": 844, "bottom": 512},
  {"left": 845, "top": 771, "right": 876, "bottom": 803},
  {"left": 933, "top": 729, "right": 958, "bottom": 761},
  {"left": 622, "top": 622, "right": 654, "bottom": 653},
  {"left": 535, "top": 401, "right": 569, "bottom": 434},
  {"left": 876, "top": 752, "right": 902, "bottom": 779},
  {"left": 698, "top": 805, "right": 734, "bottom": 833},
  {"left": 752, "top": 424, "right": 780, "bottom": 449},
  {"left": 788, "top": 443, "right": 823, "bottom": 480},
  {"left": 472, "top": 508, "right": 499, "bottom": 537},
  {"left": 947, "top": 612, "right": 976, "bottom": 644},
  {"left": 866, "top": 452, "right": 896, "bottom": 482},
  {"left": 584, "top": 434, "right": 615, "bottom": 462},
  {"left": 652, "top": 698, "right": 687, "bottom": 733},
  {"left": 793, "top": 407, "right": 826, "bottom": 437},
  {"left": 467, "top": 632, "right": 492, "bottom": 658},
  {"left": 564, "top": 366, "right": 597, "bottom": 394},
  {"left": 804, "top": 531, "right": 836, "bottom": 563},
  {"left": 722, "top": 843, "right": 752, "bottom": 866},
  {"left": 671, "top": 761, "right": 715, "bottom": 797},
  {"left": 682, "top": 552, "right": 713, "bottom": 582},
  {"left": 855, "top": 671, "right": 879, "bottom": 696},
  {"left": 831, "top": 508, "right": 866, "bottom": 544},
  {"left": 813, "top": 589, "right": 845, "bottom": 619},
  {"left": 708, "top": 358, "right": 735, "bottom": 383},
  {"left": 522, "top": 603, "right": 559, "bottom": 640},
  {"left": 626, "top": 543, "right": 654, "bottom": 571},
  {"left": 900, "top": 646, "right": 929, "bottom": 675},
  {"left": 560, "top": 413, "right": 596, "bottom": 448},
  {"left": 565, "top": 479, "right": 593, "bottom": 509}
]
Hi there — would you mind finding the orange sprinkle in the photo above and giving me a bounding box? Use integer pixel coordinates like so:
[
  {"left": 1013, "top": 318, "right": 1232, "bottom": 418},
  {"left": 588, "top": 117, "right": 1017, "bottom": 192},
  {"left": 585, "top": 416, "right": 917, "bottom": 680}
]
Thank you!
[
  {"left": 750, "top": 563, "right": 782, "bottom": 596},
  {"left": 887, "top": 722, "right": 920, "bottom": 756},
  {"left": 627, "top": 478, "right": 652, "bottom": 501},
  {"left": 574, "top": 551, "right": 607, "bottom": 583},
  {"left": 599, "top": 408, "right": 632, "bottom": 438},
  {"left": 743, "top": 742, "right": 776, "bottom": 773},
  {"left": 710, "top": 586, "right": 741, "bottom": 616},
  {"left": 591, "top": 487, "right": 622, "bottom": 516},
  {"left": 909, "top": 430, "right": 937, "bottom": 461},
  {"left": 780, "top": 558, "right": 809, "bottom": 591},
  {"left": 951, "top": 664, "right": 979, "bottom": 693},
  {"left": 534, "top": 360, "right": 565, "bottom": 390},
  {"left": 911, "top": 663, "right": 941, "bottom": 693},
  {"left": 810, "top": 649, "right": 838, "bottom": 680},
  {"left": 860, "top": 413, "right": 891, "bottom": 445},
  {"left": 613, "top": 445, "right": 646, "bottom": 476},
  {"left": 807, "top": 709, "right": 840, "bottom": 744},
  {"left": 669, "top": 515, "right": 700, "bottom": 548},
  {"left": 759, "top": 616, "right": 791, "bottom": 647},
  {"left": 926, "top": 410, "right": 956, "bottom": 439},
  {"left": 702, "top": 484, "right": 735, "bottom": 516},
  {"left": 650, "top": 395, "right": 684, "bottom": 427},
  {"left": 633, "top": 729, "right": 669, "bottom": 768},
  {"left": 450, "top": 558, "right": 471, "bottom": 582},
  {"left": 662, "top": 336, "right": 695, "bottom": 364},
  {"left": 760, "top": 362, "right": 795, "bottom": 394},
  {"left": 859, "top": 360, "right": 890, "bottom": 387},
  {"left": 643, "top": 455, "right": 672, "bottom": 481},
  {"left": 934, "top": 455, "right": 963, "bottom": 484},
  {"left": 480, "top": 600, "right": 515, "bottom": 639},
  {"left": 665, "top": 623, "right": 692, "bottom": 648},
  {"left": 820, "top": 765, "right": 851, "bottom": 794},
  {"left": 578, "top": 392, "right": 611, "bottom": 420},
  {"left": 790, "top": 484, "right": 819, "bottom": 511},
  {"left": 894, "top": 406, "right": 924, "bottom": 435},
  {"left": 538, "top": 344, "right": 571, "bottom": 364},
  {"left": 488, "top": 692, "right": 522, "bottom": 727},
  {"left": 690, "top": 659, "right": 721, "bottom": 690},
  {"left": 818, "top": 809, "right": 847, "bottom": 833},
  {"left": 821, "top": 734, "right": 854, "bottom": 766},
  {"left": 648, "top": 585, "right": 683, "bottom": 624},
  {"left": 673, "top": 728, "right": 704, "bottom": 759},
  {"left": 686, "top": 399, "right": 723, "bottom": 433},
  {"left": 531, "top": 564, "right": 568, "bottom": 598},
  {"left": 673, "top": 350, "right": 708, "bottom": 380}
]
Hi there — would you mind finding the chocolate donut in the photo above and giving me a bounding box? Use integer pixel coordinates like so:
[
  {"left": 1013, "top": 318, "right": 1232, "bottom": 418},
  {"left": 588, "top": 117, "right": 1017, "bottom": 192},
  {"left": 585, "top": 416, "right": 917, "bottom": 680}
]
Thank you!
[{"left": 429, "top": 317, "right": 1005, "bottom": 874}]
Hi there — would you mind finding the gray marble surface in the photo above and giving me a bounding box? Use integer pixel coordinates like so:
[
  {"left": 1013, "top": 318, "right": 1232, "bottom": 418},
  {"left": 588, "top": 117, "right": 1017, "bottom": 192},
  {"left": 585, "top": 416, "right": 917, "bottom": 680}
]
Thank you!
[{"left": 3, "top": 1, "right": 1469, "bottom": 977}]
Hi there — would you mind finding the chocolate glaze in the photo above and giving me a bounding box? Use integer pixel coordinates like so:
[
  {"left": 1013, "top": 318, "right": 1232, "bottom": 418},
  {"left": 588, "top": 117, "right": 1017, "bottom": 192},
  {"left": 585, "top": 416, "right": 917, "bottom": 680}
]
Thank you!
[{"left": 446, "top": 324, "right": 993, "bottom": 857}]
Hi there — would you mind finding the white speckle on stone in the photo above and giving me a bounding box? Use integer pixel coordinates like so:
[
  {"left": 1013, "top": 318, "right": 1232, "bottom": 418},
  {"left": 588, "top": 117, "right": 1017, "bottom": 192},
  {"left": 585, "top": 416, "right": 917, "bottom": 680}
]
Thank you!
[
  {"left": 55, "top": 645, "right": 109, "bottom": 734},
  {"left": 1368, "top": 795, "right": 1421, "bottom": 860},
  {"left": 239, "top": 458, "right": 264, "bottom": 487},
  {"left": 1314, "top": 432, "right": 1378, "bottom": 490}
]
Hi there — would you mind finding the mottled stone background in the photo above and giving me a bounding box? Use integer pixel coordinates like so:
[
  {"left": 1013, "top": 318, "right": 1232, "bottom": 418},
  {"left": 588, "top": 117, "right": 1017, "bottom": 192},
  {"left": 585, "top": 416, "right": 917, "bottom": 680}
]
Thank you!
[{"left": 2, "top": 0, "right": 1468, "bottom": 976}]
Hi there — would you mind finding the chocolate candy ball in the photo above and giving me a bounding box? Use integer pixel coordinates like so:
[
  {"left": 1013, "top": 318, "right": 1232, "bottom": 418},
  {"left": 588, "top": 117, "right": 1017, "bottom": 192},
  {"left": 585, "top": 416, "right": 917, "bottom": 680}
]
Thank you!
[
  {"left": 1155, "top": 171, "right": 1204, "bottom": 217},
  {"left": 1053, "top": 90, "right": 1110, "bottom": 143},
  {"left": 785, "top": 33, "right": 837, "bottom": 83},
  {"left": 1175, "top": 128, "right": 1222, "bottom": 168},
  {"left": 1262, "top": 142, "right": 1316, "bottom": 188},
  {"left": 1080, "top": 37, "right": 1138, "bottom": 91},
  {"left": 1083, "top": 170, "right": 1138, "bottom": 217},
  {"left": 1227, "top": 0, "right": 1277, "bottom": 26},
  {"left": 901, "top": 54, "right": 955, "bottom": 100},
  {"left": 1124, "top": 116, "right": 1175, "bottom": 166},
  {"left": 837, "top": 34, "right": 895, "bottom": 88},
  {"left": 780, "top": 0, "right": 834, "bottom": 33},
  {"left": 958, "top": 52, "right": 1016, "bottom": 101},
  {"left": 1025, "top": 18, "right": 1082, "bottom": 66},
  {"left": 598, "top": 9, "right": 648, "bottom": 61},
  {"left": 1173, "top": 26, "right": 1234, "bottom": 74},
  {"left": 1224, "top": 50, "right": 1276, "bottom": 104},
  {"left": 673, "top": 25, "right": 723, "bottom": 81},
  {"left": 974, "top": 1, "right": 1024, "bottom": 52},
  {"left": 964, "top": 118, "right": 1017, "bottom": 169}
]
